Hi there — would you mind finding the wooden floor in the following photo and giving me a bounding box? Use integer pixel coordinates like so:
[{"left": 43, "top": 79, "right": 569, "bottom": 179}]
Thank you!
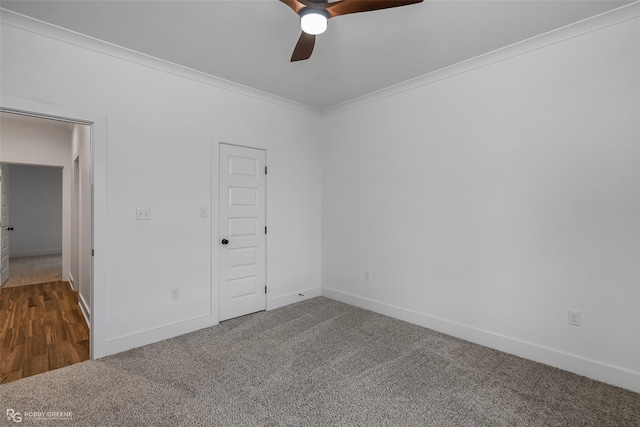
[{"left": 0, "top": 281, "right": 89, "bottom": 384}]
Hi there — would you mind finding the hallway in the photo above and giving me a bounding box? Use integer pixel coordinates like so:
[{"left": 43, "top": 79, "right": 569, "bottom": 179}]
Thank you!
[{"left": 2, "top": 254, "right": 62, "bottom": 288}]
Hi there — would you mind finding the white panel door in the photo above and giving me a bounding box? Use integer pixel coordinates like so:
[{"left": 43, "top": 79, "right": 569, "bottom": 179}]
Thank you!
[
  {"left": 1, "top": 164, "right": 10, "bottom": 285},
  {"left": 219, "top": 143, "right": 266, "bottom": 321}
]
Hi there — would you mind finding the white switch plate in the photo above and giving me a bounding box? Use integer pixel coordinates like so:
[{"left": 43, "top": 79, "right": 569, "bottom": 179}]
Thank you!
[
  {"left": 200, "top": 207, "right": 208, "bottom": 218},
  {"left": 136, "top": 208, "right": 151, "bottom": 220},
  {"left": 172, "top": 288, "right": 180, "bottom": 300}
]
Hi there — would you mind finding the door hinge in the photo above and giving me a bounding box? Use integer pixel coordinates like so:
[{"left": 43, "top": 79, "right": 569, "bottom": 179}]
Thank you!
[
  {"left": 91, "top": 249, "right": 94, "bottom": 256},
  {"left": 265, "top": 166, "right": 267, "bottom": 175},
  {"left": 265, "top": 285, "right": 267, "bottom": 294},
  {"left": 265, "top": 226, "right": 267, "bottom": 234}
]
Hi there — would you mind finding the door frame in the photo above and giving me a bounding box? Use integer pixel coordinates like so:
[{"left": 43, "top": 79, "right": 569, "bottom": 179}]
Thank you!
[
  {"left": 72, "top": 155, "right": 81, "bottom": 290},
  {"left": 0, "top": 163, "right": 9, "bottom": 285},
  {"left": 217, "top": 142, "right": 267, "bottom": 321},
  {"left": 0, "top": 96, "right": 107, "bottom": 359}
]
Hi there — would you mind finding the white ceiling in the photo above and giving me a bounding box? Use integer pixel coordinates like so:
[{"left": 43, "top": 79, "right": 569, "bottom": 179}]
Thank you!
[{"left": 0, "top": 0, "right": 632, "bottom": 110}]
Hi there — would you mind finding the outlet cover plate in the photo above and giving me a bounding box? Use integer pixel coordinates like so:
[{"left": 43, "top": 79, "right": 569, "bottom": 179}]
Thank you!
[{"left": 568, "top": 310, "right": 581, "bottom": 326}]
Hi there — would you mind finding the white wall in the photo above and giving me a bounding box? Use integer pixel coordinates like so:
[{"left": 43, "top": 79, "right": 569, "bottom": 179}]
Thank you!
[
  {"left": 7, "top": 164, "right": 63, "bottom": 257},
  {"left": 322, "top": 11, "right": 640, "bottom": 393},
  {"left": 0, "top": 112, "right": 73, "bottom": 278},
  {"left": 1, "top": 11, "right": 322, "bottom": 357}
]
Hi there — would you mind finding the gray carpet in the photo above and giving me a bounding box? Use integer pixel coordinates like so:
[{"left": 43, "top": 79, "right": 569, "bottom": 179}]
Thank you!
[{"left": 1, "top": 297, "right": 638, "bottom": 426}]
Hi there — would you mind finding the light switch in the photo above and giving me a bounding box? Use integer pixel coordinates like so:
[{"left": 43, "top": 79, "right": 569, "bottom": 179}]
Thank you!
[{"left": 136, "top": 208, "right": 151, "bottom": 220}]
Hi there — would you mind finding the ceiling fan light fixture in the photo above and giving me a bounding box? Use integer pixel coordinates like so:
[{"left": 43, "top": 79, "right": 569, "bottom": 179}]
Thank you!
[
  {"left": 300, "top": 10, "right": 328, "bottom": 35},
  {"left": 282, "top": 0, "right": 424, "bottom": 61}
]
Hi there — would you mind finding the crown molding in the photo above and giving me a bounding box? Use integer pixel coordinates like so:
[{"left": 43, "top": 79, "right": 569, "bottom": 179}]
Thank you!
[
  {"left": 0, "top": 8, "right": 323, "bottom": 117},
  {"left": 322, "top": 1, "right": 640, "bottom": 116},
  {"left": 2, "top": 2, "right": 638, "bottom": 119}
]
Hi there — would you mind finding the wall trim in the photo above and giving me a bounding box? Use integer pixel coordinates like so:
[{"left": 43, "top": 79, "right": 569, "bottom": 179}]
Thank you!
[
  {"left": 105, "top": 286, "right": 323, "bottom": 354},
  {"left": 0, "top": 8, "right": 321, "bottom": 118},
  {"left": 322, "top": 287, "right": 640, "bottom": 394},
  {"left": 322, "top": 1, "right": 640, "bottom": 116},
  {"left": 78, "top": 292, "right": 90, "bottom": 329},
  {"left": 10, "top": 249, "right": 62, "bottom": 258},
  {"left": 104, "top": 315, "right": 219, "bottom": 356},
  {"left": 269, "top": 286, "right": 322, "bottom": 311}
]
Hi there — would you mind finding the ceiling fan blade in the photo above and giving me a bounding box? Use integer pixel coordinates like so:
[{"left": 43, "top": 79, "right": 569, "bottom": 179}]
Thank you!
[
  {"left": 279, "top": 0, "right": 306, "bottom": 14},
  {"left": 291, "top": 32, "right": 316, "bottom": 62},
  {"left": 327, "top": 0, "right": 423, "bottom": 18}
]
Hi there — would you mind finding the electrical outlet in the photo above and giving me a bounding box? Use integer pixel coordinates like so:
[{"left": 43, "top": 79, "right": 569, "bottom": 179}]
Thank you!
[
  {"left": 364, "top": 271, "right": 370, "bottom": 282},
  {"left": 568, "top": 310, "right": 581, "bottom": 326},
  {"left": 172, "top": 288, "right": 180, "bottom": 300},
  {"left": 136, "top": 208, "right": 151, "bottom": 220}
]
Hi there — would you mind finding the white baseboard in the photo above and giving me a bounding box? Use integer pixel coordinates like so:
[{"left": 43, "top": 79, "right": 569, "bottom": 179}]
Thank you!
[
  {"left": 321, "top": 287, "right": 640, "bottom": 393},
  {"left": 95, "top": 288, "right": 320, "bottom": 359},
  {"left": 268, "top": 286, "right": 322, "bottom": 310},
  {"left": 10, "top": 249, "right": 62, "bottom": 258},
  {"left": 78, "top": 292, "right": 90, "bottom": 328},
  {"left": 100, "top": 315, "right": 219, "bottom": 358}
]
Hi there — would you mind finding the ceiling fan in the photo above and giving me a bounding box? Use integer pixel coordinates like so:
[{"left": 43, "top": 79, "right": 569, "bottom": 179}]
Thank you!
[{"left": 279, "top": 0, "right": 424, "bottom": 62}]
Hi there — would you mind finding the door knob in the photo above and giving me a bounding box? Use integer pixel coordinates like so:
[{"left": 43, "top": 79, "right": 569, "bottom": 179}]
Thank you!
[
  {"left": 221, "top": 239, "right": 229, "bottom": 245},
  {"left": 8, "top": 227, "right": 13, "bottom": 231}
]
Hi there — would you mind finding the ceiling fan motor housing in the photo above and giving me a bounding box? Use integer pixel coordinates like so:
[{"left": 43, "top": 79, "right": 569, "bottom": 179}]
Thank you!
[{"left": 299, "top": 6, "right": 331, "bottom": 18}]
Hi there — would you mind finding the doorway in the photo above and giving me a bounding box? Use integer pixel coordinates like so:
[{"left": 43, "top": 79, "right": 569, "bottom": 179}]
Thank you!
[
  {"left": 1, "top": 163, "right": 63, "bottom": 287},
  {"left": 0, "top": 110, "right": 92, "bottom": 382},
  {"left": 219, "top": 143, "right": 267, "bottom": 321}
]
